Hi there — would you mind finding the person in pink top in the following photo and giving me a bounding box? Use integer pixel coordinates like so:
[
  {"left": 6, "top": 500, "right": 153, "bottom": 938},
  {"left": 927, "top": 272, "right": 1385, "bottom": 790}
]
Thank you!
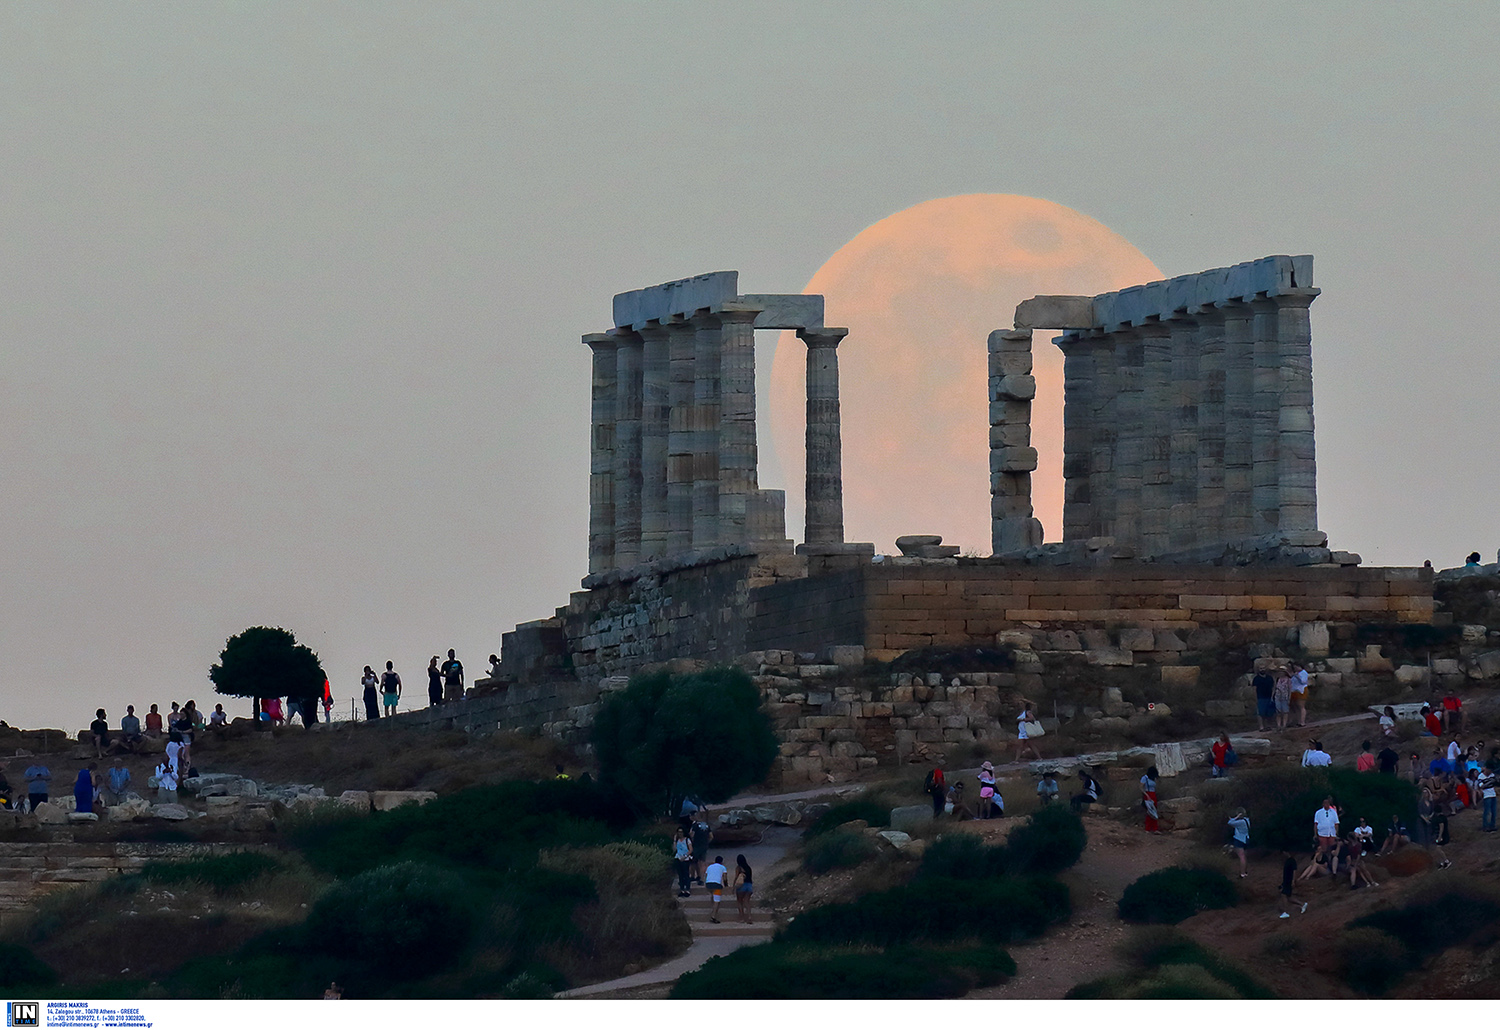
[{"left": 1355, "top": 740, "right": 1376, "bottom": 772}]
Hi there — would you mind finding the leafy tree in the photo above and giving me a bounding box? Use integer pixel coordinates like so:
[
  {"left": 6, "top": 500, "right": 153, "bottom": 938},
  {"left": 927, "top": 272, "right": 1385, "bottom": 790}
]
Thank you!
[
  {"left": 208, "top": 625, "right": 325, "bottom": 704},
  {"left": 592, "top": 666, "right": 777, "bottom": 814}
]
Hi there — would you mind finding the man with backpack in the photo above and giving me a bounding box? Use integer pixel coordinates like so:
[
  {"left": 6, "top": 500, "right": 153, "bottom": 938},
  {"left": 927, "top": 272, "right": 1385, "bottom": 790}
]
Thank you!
[{"left": 925, "top": 762, "right": 946, "bottom": 818}]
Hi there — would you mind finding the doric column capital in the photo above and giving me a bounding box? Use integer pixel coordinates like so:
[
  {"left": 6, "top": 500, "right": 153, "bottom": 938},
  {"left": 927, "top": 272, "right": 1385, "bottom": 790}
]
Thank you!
[
  {"left": 583, "top": 331, "right": 618, "bottom": 351},
  {"left": 636, "top": 319, "right": 671, "bottom": 342},
  {"left": 715, "top": 304, "right": 762, "bottom": 326},
  {"left": 798, "top": 327, "right": 848, "bottom": 349}
]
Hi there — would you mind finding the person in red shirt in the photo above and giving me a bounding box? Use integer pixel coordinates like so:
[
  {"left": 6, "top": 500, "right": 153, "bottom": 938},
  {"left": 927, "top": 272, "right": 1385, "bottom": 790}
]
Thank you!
[
  {"left": 1423, "top": 706, "right": 1443, "bottom": 738},
  {"left": 1441, "top": 693, "right": 1465, "bottom": 733},
  {"left": 143, "top": 704, "right": 164, "bottom": 737},
  {"left": 1356, "top": 740, "right": 1376, "bottom": 772},
  {"left": 1211, "top": 734, "right": 1231, "bottom": 778}
]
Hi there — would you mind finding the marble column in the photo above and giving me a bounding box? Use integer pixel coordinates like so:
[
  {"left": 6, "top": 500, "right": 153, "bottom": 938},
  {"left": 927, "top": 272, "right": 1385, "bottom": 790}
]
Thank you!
[
  {"left": 690, "top": 312, "right": 721, "bottom": 549},
  {"left": 1057, "top": 334, "right": 1094, "bottom": 542},
  {"left": 1111, "top": 328, "right": 1145, "bottom": 552},
  {"left": 1137, "top": 319, "right": 1173, "bottom": 556},
  {"left": 1249, "top": 297, "right": 1282, "bottom": 534},
  {"left": 665, "top": 318, "right": 697, "bottom": 555},
  {"left": 1085, "top": 332, "right": 1118, "bottom": 540},
  {"left": 989, "top": 328, "right": 1041, "bottom": 553},
  {"left": 612, "top": 330, "right": 643, "bottom": 567},
  {"left": 716, "top": 305, "right": 762, "bottom": 546},
  {"left": 637, "top": 322, "right": 671, "bottom": 561},
  {"left": 1193, "top": 306, "right": 1228, "bottom": 547},
  {"left": 1167, "top": 314, "right": 1200, "bottom": 551},
  {"left": 583, "top": 333, "right": 617, "bottom": 574},
  {"left": 1274, "top": 289, "right": 1320, "bottom": 532},
  {"left": 1220, "top": 301, "right": 1255, "bottom": 541},
  {"left": 799, "top": 328, "right": 847, "bottom": 545}
]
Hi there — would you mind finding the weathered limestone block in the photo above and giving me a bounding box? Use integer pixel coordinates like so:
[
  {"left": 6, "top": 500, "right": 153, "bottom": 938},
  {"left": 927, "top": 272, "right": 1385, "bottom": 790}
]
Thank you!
[
  {"left": 1431, "top": 659, "right": 1461, "bottom": 676},
  {"left": 1047, "top": 630, "right": 1082, "bottom": 651},
  {"left": 990, "top": 374, "right": 1037, "bottom": 401},
  {"left": 1326, "top": 657, "right": 1356, "bottom": 673},
  {"left": 151, "top": 804, "right": 191, "bottom": 821},
  {"left": 1160, "top": 666, "right": 1200, "bottom": 687},
  {"left": 1205, "top": 699, "right": 1245, "bottom": 718},
  {"left": 1153, "top": 630, "right": 1187, "bottom": 652},
  {"left": 67, "top": 811, "right": 100, "bottom": 823},
  {"left": 991, "top": 446, "right": 1039, "bottom": 473},
  {"left": 1394, "top": 665, "right": 1427, "bottom": 686},
  {"left": 1119, "top": 628, "right": 1155, "bottom": 652},
  {"left": 827, "top": 645, "right": 866, "bottom": 667},
  {"left": 337, "top": 790, "right": 373, "bottom": 811},
  {"left": 889, "top": 805, "right": 934, "bottom": 834},
  {"left": 371, "top": 791, "right": 438, "bottom": 812},
  {"left": 1298, "top": 621, "right": 1330, "bottom": 657},
  {"left": 1088, "top": 647, "right": 1134, "bottom": 667},
  {"left": 1473, "top": 651, "right": 1500, "bottom": 679}
]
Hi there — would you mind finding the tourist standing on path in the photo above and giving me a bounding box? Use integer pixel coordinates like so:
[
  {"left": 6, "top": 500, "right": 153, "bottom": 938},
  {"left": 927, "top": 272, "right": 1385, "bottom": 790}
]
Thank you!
[
  {"left": 24, "top": 762, "right": 50, "bottom": 812},
  {"left": 361, "top": 666, "right": 380, "bottom": 720},
  {"left": 1356, "top": 741, "right": 1376, "bottom": 772},
  {"left": 1377, "top": 743, "right": 1400, "bottom": 775},
  {"left": 1441, "top": 691, "right": 1465, "bottom": 733},
  {"left": 1227, "top": 808, "right": 1250, "bottom": 877},
  {"left": 1141, "top": 766, "right": 1159, "bottom": 833},
  {"left": 442, "top": 649, "right": 465, "bottom": 702},
  {"left": 1416, "top": 787, "right": 1451, "bottom": 868},
  {"left": 1016, "top": 702, "right": 1042, "bottom": 762},
  {"left": 1272, "top": 669, "right": 1292, "bottom": 730},
  {"left": 733, "top": 855, "right": 754, "bottom": 924},
  {"left": 381, "top": 662, "right": 402, "bottom": 717},
  {"left": 1290, "top": 663, "right": 1309, "bottom": 727},
  {"left": 1252, "top": 666, "right": 1275, "bottom": 731},
  {"left": 704, "top": 855, "right": 728, "bottom": 924},
  {"left": 690, "top": 813, "right": 712, "bottom": 884},
  {"left": 1210, "top": 734, "right": 1231, "bottom": 778},
  {"left": 1302, "top": 740, "right": 1331, "bottom": 767},
  {"left": 925, "top": 762, "right": 947, "bottom": 818},
  {"left": 976, "top": 761, "right": 996, "bottom": 819},
  {"left": 1477, "top": 766, "right": 1497, "bottom": 832},
  {"left": 672, "top": 828, "right": 693, "bottom": 897},
  {"left": 1313, "top": 796, "right": 1340, "bottom": 858},
  {"left": 427, "top": 657, "right": 443, "bottom": 707}
]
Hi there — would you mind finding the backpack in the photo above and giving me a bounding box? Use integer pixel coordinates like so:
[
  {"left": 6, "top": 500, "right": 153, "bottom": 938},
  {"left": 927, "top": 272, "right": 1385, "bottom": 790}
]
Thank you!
[{"left": 925, "top": 769, "right": 944, "bottom": 792}]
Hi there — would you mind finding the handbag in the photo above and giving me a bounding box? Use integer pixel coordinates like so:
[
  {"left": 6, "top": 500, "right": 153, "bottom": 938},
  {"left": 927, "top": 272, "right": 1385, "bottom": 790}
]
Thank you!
[{"left": 1023, "top": 720, "right": 1045, "bottom": 738}]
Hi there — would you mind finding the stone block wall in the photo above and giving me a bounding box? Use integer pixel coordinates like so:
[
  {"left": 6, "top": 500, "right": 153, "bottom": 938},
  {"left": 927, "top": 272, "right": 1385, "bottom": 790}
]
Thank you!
[{"left": 0, "top": 842, "right": 269, "bottom": 915}]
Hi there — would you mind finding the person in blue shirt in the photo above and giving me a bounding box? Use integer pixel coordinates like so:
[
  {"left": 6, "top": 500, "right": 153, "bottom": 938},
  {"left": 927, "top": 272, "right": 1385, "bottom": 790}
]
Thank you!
[
  {"left": 105, "top": 759, "right": 132, "bottom": 804},
  {"left": 23, "top": 763, "right": 50, "bottom": 812}
]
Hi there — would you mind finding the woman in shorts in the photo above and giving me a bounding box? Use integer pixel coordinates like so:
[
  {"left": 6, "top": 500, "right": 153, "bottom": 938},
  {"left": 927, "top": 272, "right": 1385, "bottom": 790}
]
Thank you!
[
  {"left": 1016, "top": 703, "right": 1042, "bottom": 762},
  {"left": 732, "top": 854, "right": 755, "bottom": 924},
  {"left": 1378, "top": 813, "right": 1409, "bottom": 855},
  {"left": 1272, "top": 671, "right": 1292, "bottom": 730},
  {"left": 976, "top": 761, "right": 997, "bottom": 820}
]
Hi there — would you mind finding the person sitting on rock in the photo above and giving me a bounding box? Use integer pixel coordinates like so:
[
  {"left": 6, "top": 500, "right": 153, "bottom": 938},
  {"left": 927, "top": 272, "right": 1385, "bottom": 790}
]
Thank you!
[
  {"left": 1070, "top": 769, "right": 1101, "bottom": 813},
  {"left": 119, "top": 705, "right": 143, "bottom": 752},
  {"left": 947, "top": 780, "right": 975, "bottom": 820},
  {"left": 1036, "top": 770, "right": 1059, "bottom": 806}
]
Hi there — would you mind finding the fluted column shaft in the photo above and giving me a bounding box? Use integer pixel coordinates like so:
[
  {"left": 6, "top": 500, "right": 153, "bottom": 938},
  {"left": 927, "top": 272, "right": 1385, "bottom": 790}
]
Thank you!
[
  {"left": 1194, "top": 308, "right": 1227, "bottom": 546},
  {"left": 612, "top": 331, "right": 643, "bottom": 566},
  {"left": 1220, "top": 302, "right": 1255, "bottom": 540},
  {"left": 1112, "top": 328, "right": 1144, "bottom": 552},
  {"left": 690, "top": 312, "right": 721, "bottom": 549},
  {"left": 583, "top": 334, "right": 617, "bottom": 574},
  {"left": 1086, "top": 333, "right": 1117, "bottom": 539},
  {"left": 1058, "top": 335, "right": 1094, "bottom": 541},
  {"left": 637, "top": 322, "right": 671, "bottom": 561},
  {"left": 1138, "top": 320, "right": 1173, "bottom": 556},
  {"left": 1249, "top": 298, "right": 1282, "bottom": 534},
  {"left": 666, "top": 319, "right": 696, "bottom": 555},
  {"left": 1167, "top": 315, "right": 1200, "bottom": 551},
  {"left": 800, "top": 328, "right": 847, "bottom": 545},
  {"left": 1274, "top": 290, "right": 1319, "bottom": 531},
  {"left": 988, "top": 328, "right": 1040, "bottom": 553},
  {"left": 716, "top": 306, "right": 761, "bottom": 546}
]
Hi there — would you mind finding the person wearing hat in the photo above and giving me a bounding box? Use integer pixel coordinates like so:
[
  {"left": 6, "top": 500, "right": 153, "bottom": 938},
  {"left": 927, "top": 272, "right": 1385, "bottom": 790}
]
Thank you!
[{"left": 976, "top": 761, "right": 998, "bottom": 819}]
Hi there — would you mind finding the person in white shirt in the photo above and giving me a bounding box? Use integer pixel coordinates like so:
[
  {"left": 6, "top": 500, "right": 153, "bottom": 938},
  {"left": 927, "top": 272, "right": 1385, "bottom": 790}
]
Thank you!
[
  {"left": 703, "top": 855, "right": 728, "bottom": 924},
  {"left": 1313, "top": 797, "right": 1340, "bottom": 856},
  {"left": 1301, "top": 740, "right": 1332, "bottom": 767},
  {"left": 1290, "top": 664, "right": 1310, "bottom": 727},
  {"left": 1479, "top": 768, "right": 1497, "bottom": 832}
]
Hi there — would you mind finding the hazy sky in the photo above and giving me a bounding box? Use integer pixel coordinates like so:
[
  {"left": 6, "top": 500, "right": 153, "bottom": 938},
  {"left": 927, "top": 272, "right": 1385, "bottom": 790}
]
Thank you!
[{"left": 3, "top": 4, "right": 1497, "bottom": 733}]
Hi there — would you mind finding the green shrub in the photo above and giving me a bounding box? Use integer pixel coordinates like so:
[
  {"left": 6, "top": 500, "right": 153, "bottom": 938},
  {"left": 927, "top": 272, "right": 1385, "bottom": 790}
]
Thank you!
[
  {"left": 303, "top": 862, "right": 478, "bottom": 977},
  {"left": 804, "top": 796, "right": 892, "bottom": 838},
  {"left": 592, "top": 667, "right": 778, "bottom": 814},
  {"left": 917, "top": 833, "right": 1010, "bottom": 880},
  {"left": 136, "top": 851, "right": 283, "bottom": 892},
  {"left": 1068, "top": 929, "right": 1271, "bottom": 999},
  {"left": 1118, "top": 867, "right": 1238, "bottom": 924},
  {"left": 1126, "top": 964, "right": 1241, "bottom": 999},
  {"left": 1003, "top": 805, "right": 1087, "bottom": 875},
  {"left": 0, "top": 942, "right": 57, "bottom": 989},
  {"left": 673, "top": 942, "right": 1015, "bottom": 999},
  {"left": 291, "top": 778, "right": 627, "bottom": 877},
  {"left": 1350, "top": 882, "right": 1500, "bottom": 958},
  {"left": 1197, "top": 766, "right": 1417, "bottom": 851},
  {"left": 1336, "top": 928, "right": 1411, "bottom": 996},
  {"left": 780, "top": 876, "right": 1068, "bottom": 947},
  {"left": 803, "top": 828, "right": 879, "bottom": 874}
]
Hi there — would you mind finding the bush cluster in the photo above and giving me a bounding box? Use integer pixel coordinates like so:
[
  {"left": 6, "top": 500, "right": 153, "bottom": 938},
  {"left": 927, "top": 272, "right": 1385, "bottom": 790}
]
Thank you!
[
  {"left": 0, "top": 943, "right": 57, "bottom": 989},
  {"left": 803, "top": 796, "right": 892, "bottom": 838},
  {"left": 802, "top": 828, "right": 880, "bottom": 874},
  {"left": 1117, "top": 867, "right": 1238, "bottom": 924},
  {"left": 780, "top": 876, "right": 1069, "bottom": 947},
  {"left": 1337, "top": 882, "right": 1500, "bottom": 995},
  {"left": 136, "top": 851, "right": 283, "bottom": 893},
  {"left": 673, "top": 942, "right": 1015, "bottom": 1000},
  {"left": 1067, "top": 928, "right": 1272, "bottom": 999}
]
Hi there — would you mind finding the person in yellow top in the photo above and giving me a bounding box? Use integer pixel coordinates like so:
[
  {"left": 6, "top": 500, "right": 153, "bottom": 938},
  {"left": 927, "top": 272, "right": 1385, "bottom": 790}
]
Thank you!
[{"left": 554, "top": 764, "right": 570, "bottom": 780}]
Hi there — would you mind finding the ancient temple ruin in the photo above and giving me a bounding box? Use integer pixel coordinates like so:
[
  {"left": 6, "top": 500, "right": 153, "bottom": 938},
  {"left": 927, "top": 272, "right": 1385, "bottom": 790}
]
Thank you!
[
  {"left": 993, "top": 255, "right": 1320, "bottom": 560},
  {"left": 581, "top": 271, "right": 860, "bottom": 578}
]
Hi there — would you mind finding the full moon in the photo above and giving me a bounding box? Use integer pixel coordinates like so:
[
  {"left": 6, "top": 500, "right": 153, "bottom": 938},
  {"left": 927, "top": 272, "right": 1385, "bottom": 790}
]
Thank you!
[{"left": 768, "top": 194, "right": 1161, "bottom": 555}]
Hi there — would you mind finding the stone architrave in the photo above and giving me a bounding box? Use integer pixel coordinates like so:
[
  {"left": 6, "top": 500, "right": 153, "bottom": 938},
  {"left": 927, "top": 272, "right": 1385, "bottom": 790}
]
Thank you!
[
  {"left": 665, "top": 318, "right": 697, "bottom": 554},
  {"left": 800, "top": 327, "right": 848, "bottom": 545},
  {"left": 638, "top": 321, "right": 672, "bottom": 561},
  {"left": 583, "top": 333, "right": 618, "bottom": 575},
  {"left": 690, "top": 311, "right": 722, "bottom": 550},
  {"left": 716, "top": 305, "right": 762, "bottom": 546},
  {"left": 611, "top": 330, "right": 643, "bottom": 567}
]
